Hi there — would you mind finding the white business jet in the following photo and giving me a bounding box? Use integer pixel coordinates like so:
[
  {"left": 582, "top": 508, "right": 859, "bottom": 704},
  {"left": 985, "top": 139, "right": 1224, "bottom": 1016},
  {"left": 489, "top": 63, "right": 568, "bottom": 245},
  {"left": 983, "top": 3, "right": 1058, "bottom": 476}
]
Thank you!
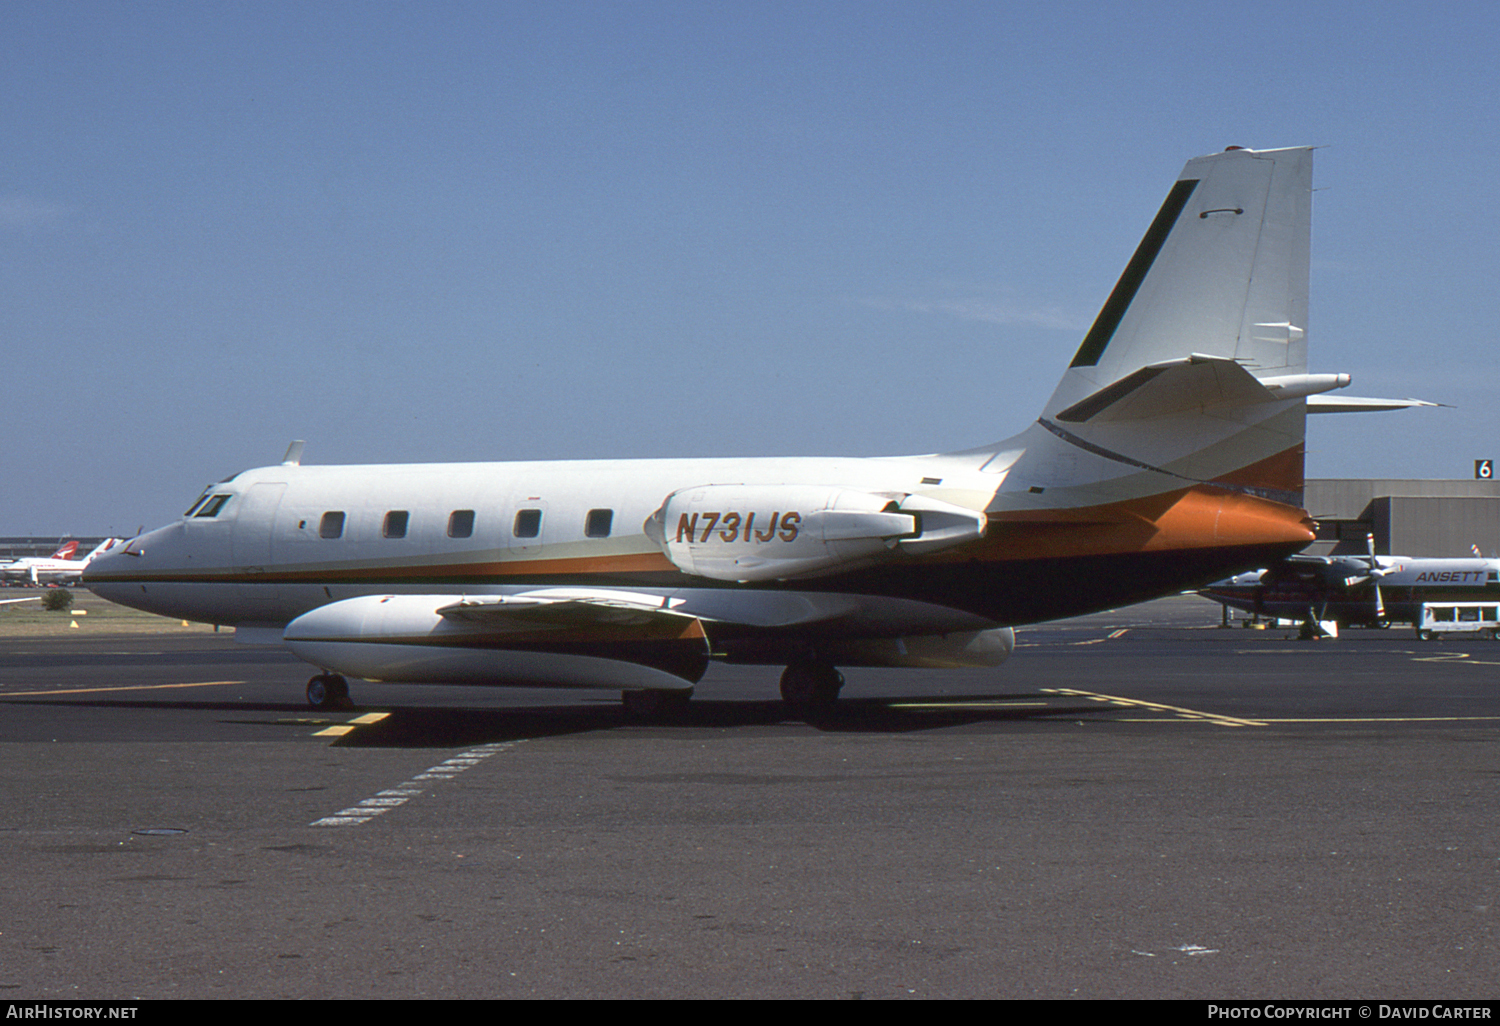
[{"left": 86, "top": 146, "right": 1413, "bottom": 713}]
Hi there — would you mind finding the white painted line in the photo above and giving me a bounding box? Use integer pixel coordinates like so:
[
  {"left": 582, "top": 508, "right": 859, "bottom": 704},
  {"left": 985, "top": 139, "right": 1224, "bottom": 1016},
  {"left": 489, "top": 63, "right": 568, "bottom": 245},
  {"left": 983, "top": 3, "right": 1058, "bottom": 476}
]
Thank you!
[{"left": 310, "top": 741, "right": 519, "bottom": 827}]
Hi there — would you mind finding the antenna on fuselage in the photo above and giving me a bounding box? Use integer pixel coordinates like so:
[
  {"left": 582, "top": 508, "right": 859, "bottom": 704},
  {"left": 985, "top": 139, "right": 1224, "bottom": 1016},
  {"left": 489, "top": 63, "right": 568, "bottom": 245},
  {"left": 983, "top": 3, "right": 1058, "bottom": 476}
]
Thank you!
[{"left": 281, "top": 440, "right": 306, "bottom": 466}]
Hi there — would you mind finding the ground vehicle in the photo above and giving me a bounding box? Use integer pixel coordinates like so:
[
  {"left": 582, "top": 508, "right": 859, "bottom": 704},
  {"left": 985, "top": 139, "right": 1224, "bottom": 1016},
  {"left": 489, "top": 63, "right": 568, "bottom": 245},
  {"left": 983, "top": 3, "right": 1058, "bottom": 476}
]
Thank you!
[{"left": 1416, "top": 602, "right": 1500, "bottom": 640}]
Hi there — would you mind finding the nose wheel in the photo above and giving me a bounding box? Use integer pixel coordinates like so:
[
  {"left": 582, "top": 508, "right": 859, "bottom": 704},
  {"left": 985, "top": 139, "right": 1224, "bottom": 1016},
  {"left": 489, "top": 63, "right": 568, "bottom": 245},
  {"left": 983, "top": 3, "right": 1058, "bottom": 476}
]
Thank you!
[{"left": 306, "top": 673, "right": 352, "bottom": 711}]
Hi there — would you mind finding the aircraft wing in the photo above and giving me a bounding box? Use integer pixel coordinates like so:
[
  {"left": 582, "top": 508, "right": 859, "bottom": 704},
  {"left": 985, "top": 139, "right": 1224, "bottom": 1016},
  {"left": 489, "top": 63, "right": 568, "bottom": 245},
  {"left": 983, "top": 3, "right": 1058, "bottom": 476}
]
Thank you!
[
  {"left": 435, "top": 589, "right": 710, "bottom": 629},
  {"left": 284, "top": 586, "right": 880, "bottom": 644},
  {"left": 276, "top": 584, "right": 998, "bottom": 691},
  {"left": 281, "top": 590, "right": 720, "bottom": 691}
]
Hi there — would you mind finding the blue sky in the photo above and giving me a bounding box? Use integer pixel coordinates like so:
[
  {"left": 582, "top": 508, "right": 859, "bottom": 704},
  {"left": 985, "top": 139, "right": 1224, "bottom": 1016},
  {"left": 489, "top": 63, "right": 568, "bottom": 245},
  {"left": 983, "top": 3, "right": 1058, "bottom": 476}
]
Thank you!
[{"left": 4, "top": 1, "right": 1497, "bottom": 537}]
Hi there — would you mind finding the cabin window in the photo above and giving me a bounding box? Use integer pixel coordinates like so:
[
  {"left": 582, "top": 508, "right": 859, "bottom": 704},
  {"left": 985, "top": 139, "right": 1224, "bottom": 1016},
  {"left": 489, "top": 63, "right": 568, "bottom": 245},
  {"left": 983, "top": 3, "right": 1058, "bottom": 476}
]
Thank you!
[
  {"left": 383, "top": 511, "right": 409, "bottom": 539},
  {"left": 448, "top": 510, "right": 475, "bottom": 538},
  {"left": 585, "top": 508, "right": 613, "bottom": 538},
  {"left": 193, "top": 495, "right": 232, "bottom": 518},
  {"left": 319, "top": 511, "right": 346, "bottom": 539},
  {"left": 513, "top": 508, "right": 542, "bottom": 539}
]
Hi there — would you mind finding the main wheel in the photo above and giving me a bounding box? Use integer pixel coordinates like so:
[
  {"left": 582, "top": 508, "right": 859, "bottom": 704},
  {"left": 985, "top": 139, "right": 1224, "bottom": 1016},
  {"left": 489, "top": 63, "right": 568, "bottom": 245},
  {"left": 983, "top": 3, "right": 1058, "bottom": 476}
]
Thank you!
[
  {"left": 779, "top": 662, "right": 844, "bottom": 712},
  {"left": 306, "top": 673, "right": 352, "bottom": 711}
]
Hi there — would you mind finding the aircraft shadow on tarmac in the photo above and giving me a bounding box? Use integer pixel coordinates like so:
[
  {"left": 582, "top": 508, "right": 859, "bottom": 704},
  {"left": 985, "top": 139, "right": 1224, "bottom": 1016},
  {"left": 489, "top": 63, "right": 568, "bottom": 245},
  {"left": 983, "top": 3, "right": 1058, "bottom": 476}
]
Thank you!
[
  {"left": 327, "top": 695, "right": 1110, "bottom": 747},
  {"left": 345, "top": 690, "right": 1141, "bottom": 745},
  {"left": 0, "top": 693, "right": 1107, "bottom": 746}
]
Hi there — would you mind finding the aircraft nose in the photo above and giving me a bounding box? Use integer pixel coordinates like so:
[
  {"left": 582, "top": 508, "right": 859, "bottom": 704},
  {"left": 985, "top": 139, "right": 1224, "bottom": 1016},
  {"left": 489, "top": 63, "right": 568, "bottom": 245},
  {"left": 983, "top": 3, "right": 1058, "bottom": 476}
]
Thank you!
[
  {"left": 83, "top": 546, "right": 127, "bottom": 596},
  {"left": 82, "top": 542, "right": 127, "bottom": 582},
  {"left": 83, "top": 524, "right": 173, "bottom": 586}
]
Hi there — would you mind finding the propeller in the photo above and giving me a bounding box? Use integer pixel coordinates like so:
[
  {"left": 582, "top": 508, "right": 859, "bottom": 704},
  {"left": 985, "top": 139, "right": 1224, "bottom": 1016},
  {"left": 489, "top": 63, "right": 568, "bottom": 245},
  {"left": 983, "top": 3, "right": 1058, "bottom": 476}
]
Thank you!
[
  {"left": 1344, "top": 534, "right": 1398, "bottom": 619},
  {"left": 1301, "top": 534, "right": 1396, "bottom": 622}
]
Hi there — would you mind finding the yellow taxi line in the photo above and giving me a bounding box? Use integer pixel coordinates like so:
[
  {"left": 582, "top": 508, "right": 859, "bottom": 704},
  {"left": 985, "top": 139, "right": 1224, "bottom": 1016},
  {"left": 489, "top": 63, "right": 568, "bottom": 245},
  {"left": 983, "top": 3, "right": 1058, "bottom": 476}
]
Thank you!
[{"left": 0, "top": 680, "right": 244, "bottom": 697}]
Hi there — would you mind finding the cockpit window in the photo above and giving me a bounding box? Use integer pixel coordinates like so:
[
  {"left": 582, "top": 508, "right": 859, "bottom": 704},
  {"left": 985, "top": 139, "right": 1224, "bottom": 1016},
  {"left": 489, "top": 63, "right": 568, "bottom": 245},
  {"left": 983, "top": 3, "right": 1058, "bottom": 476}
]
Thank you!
[{"left": 192, "top": 494, "right": 232, "bottom": 518}]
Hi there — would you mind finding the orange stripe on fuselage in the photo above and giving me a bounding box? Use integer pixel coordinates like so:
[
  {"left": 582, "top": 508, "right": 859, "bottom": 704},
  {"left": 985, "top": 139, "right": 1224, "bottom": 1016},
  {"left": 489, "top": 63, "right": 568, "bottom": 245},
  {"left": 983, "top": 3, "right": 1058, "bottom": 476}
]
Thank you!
[
  {"left": 973, "top": 485, "right": 1314, "bottom": 563},
  {"left": 1210, "top": 444, "right": 1305, "bottom": 494},
  {"left": 353, "top": 550, "right": 679, "bottom": 581}
]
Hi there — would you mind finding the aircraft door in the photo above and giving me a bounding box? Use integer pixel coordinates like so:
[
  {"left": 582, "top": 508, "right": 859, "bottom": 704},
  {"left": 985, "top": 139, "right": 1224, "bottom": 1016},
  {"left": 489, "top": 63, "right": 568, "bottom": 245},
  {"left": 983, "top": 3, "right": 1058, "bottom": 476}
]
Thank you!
[
  {"left": 231, "top": 482, "right": 287, "bottom": 615},
  {"left": 231, "top": 483, "right": 286, "bottom": 569},
  {"left": 506, "top": 498, "right": 548, "bottom": 557}
]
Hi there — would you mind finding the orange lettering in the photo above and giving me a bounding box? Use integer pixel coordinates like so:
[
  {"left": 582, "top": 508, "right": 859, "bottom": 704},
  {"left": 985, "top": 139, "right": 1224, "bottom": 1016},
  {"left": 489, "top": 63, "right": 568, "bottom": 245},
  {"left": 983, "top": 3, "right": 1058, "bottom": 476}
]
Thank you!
[
  {"left": 779, "top": 511, "right": 801, "bottom": 542},
  {"left": 719, "top": 512, "right": 741, "bottom": 543},
  {"left": 698, "top": 512, "right": 721, "bottom": 543},
  {"left": 756, "top": 513, "right": 780, "bottom": 542}
]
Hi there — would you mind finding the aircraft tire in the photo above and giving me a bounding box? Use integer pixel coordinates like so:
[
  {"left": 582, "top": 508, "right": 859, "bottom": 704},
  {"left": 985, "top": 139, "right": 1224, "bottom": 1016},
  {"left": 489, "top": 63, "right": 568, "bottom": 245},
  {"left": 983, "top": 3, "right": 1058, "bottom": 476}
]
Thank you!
[
  {"left": 779, "top": 662, "right": 844, "bottom": 712},
  {"left": 306, "top": 673, "right": 352, "bottom": 711}
]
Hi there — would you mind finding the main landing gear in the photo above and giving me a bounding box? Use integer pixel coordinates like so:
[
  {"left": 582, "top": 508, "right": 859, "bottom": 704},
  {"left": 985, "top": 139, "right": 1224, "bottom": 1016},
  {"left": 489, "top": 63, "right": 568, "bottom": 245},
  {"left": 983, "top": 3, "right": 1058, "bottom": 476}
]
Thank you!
[
  {"left": 779, "top": 662, "right": 845, "bottom": 712},
  {"left": 306, "top": 673, "right": 353, "bottom": 711},
  {"left": 618, "top": 662, "right": 847, "bottom": 719}
]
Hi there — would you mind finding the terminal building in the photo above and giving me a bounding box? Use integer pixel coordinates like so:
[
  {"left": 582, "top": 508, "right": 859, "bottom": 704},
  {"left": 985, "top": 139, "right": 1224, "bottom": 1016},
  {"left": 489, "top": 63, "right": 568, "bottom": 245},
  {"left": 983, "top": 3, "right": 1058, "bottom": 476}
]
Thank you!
[{"left": 1304, "top": 479, "right": 1500, "bottom": 559}]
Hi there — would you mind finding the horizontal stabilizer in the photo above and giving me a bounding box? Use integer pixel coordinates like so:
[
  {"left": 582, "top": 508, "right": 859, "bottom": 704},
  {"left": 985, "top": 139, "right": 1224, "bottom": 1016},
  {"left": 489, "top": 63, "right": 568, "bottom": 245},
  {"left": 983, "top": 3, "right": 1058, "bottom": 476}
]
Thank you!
[
  {"left": 1055, "top": 356, "right": 1350, "bottom": 424},
  {"left": 1307, "top": 395, "right": 1446, "bottom": 414}
]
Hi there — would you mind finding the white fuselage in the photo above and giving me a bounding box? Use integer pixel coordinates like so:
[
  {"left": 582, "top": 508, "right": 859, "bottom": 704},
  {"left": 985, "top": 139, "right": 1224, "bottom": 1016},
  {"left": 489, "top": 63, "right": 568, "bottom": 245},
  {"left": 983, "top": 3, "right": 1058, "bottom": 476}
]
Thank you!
[{"left": 86, "top": 451, "right": 1009, "bottom": 642}]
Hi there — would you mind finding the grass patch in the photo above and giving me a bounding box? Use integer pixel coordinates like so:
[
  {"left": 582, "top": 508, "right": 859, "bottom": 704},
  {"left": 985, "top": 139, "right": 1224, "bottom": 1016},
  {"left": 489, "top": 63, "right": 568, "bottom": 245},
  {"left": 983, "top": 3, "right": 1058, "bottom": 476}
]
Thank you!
[{"left": 0, "top": 590, "right": 224, "bottom": 636}]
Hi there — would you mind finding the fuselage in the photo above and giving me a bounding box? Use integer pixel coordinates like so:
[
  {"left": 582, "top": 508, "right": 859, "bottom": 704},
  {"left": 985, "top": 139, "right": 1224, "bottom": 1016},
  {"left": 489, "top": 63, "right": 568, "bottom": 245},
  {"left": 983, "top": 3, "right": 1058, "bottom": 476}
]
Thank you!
[{"left": 87, "top": 445, "right": 1313, "bottom": 654}]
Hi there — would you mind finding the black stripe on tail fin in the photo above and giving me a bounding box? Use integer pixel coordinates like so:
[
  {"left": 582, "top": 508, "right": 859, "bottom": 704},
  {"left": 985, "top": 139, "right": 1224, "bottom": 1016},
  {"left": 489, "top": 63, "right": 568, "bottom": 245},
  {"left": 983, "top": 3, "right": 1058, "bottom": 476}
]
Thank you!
[{"left": 1069, "top": 178, "right": 1199, "bottom": 369}]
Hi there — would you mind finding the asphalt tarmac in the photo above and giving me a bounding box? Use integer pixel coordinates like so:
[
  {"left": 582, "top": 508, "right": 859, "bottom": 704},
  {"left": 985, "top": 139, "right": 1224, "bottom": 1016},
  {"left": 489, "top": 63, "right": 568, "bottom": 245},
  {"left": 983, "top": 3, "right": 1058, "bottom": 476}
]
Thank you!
[{"left": 2, "top": 594, "right": 1498, "bottom": 999}]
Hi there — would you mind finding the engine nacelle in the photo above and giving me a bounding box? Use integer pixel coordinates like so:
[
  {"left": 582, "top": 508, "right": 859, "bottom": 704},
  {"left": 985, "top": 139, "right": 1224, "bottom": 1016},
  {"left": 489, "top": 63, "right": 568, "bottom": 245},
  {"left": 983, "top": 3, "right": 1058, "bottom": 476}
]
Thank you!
[{"left": 643, "top": 484, "right": 986, "bottom": 582}]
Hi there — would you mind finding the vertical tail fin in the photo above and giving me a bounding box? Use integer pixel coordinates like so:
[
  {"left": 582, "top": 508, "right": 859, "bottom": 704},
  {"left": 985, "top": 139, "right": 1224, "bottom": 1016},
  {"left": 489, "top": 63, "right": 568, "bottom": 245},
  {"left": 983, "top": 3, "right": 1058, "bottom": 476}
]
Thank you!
[
  {"left": 1056, "top": 145, "right": 1311, "bottom": 392},
  {"left": 998, "top": 146, "right": 1334, "bottom": 510}
]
